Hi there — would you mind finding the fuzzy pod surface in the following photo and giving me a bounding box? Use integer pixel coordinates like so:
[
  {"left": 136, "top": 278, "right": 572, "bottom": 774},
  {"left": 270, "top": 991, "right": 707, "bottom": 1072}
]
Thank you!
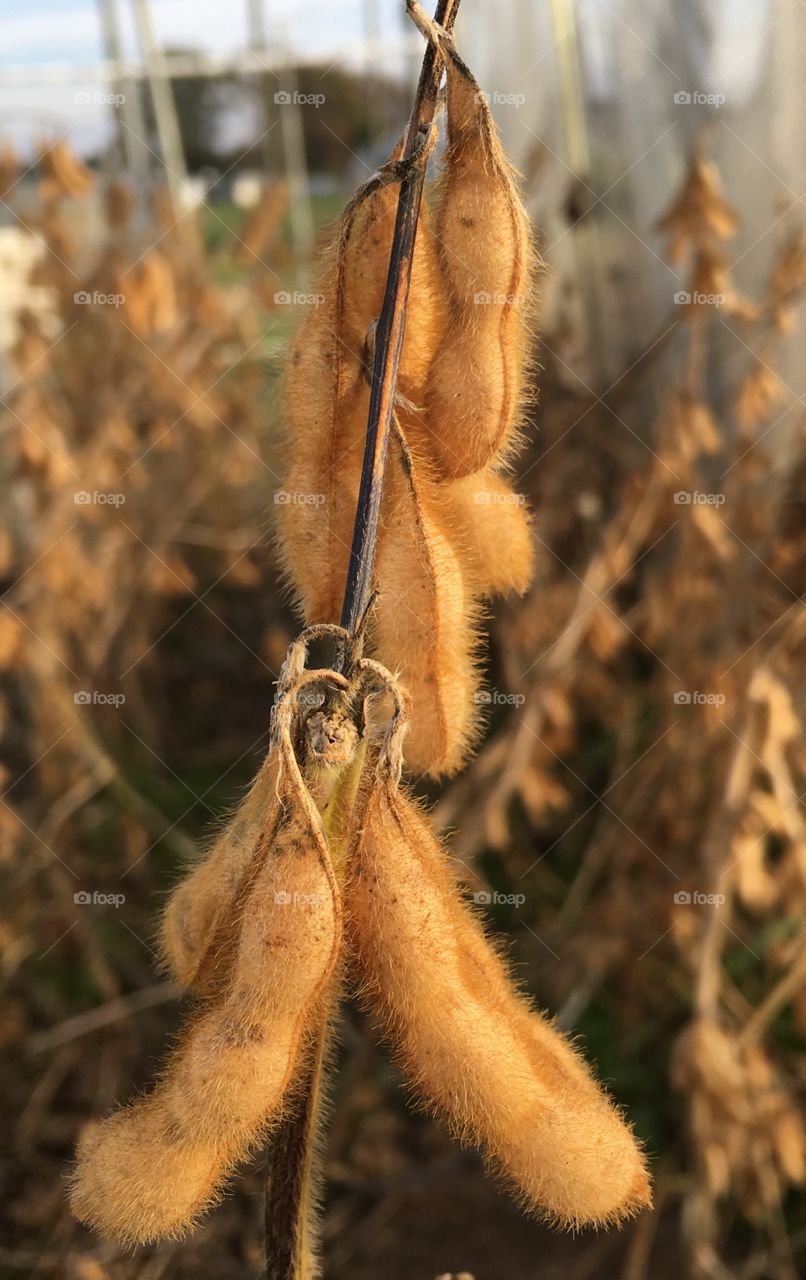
[
  {"left": 347, "top": 777, "right": 652, "bottom": 1229},
  {"left": 70, "top": 761, "right": 343, "bottom": 1246},
  {"left": 448, "top": 469, "right": 535, "bottom": 597},
  {"left": 422, "top": 27, "right": 536, "bottom": 479},
  {"left": 277, "top": 155, "right": 444, "bottom": 629},
  {"left": 159, "top": 750, "right": 281, "bottom": 994},
  {"left": 373, "top": 433, "right": 482, "bottom": 777},
  {"left": 275, "top": 23, "right": 539, "bottom": 780}
]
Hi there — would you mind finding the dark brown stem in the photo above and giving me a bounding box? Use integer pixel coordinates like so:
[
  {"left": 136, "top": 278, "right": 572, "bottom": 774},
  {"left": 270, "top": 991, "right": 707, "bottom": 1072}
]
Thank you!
[
  {"left": 338, "top": 0, "right": 462, "bottom": 643},
  {"left": 264, "top": 5, "right": 462, "bottom": 1275},
  {"left": 264, "top": 1017, "right": 331, "bottom": 1280}
]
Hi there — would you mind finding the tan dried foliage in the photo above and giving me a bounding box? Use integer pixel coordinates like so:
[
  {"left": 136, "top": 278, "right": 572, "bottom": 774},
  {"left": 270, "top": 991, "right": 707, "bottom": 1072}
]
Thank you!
[
  {"left": 4, "top": 56, "right": 803, "bottom": 1280},
  {"left": 673, "top": 1018, "right": 805, "bottom": 1215},
  {"left": 39, "top": 138, "right": 95, "bottom": 202}
]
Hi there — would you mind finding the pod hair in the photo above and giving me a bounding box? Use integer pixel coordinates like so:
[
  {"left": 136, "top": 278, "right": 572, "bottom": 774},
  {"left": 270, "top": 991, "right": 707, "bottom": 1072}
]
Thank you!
[
  {"left": 70, "top": 663, "right": 354, "bottom": 1246},
  {"left": 346, "top": 709, "right": 651, "bottom": 1229},
  {"left": 411, "top": 1, "right": 538, "bottom": 479}
]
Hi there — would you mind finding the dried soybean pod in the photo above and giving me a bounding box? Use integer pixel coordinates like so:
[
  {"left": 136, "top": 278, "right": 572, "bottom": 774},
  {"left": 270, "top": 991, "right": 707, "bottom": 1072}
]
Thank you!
[
  {"left": 347, "top": 774, "right": 651, "bottom": 1228},
  {"left": 275, "top": 222, "right": 366, "bottom": 624},
  {"left": 159, "top": 750, "right": 281, "bottom": 993},
  {"left": 69, "top": 1102, "right": 222, "bottom": 1248},
  {"left": 161, "top": 657, "right": 358, "bottom": 995},
  {"left": 341, "top": 162, "right": 445, "bottom": 400},
  {"left": 70, "top": 771, "right": 342, "bottom": 1245},
  {"left": 373, "top": 431, "right": 481, "bottom": 778},
  {"left": 449, "top": 469, "right": 535, "bottom": 597},
  {"left": 276, "top": 199, "right": 383, "bottom": 626},
  {"left": 278, "top": 141, "right": 447, "bottom": 627},
  {"left": 410, "top": 3, "right": 535, "bottom": 479},
  {"left": 278, "top": 370, "right": 366, "bottom": 626}
]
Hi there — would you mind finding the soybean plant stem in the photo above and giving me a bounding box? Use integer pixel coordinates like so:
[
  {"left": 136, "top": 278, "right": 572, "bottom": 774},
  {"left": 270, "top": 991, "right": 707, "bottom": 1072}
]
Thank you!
[
  {"left": 264, "top": 6, "right": 462, "bottom": 1276},
  {"left": 338, "top": 0, "right": 462, "bottom": 646}
]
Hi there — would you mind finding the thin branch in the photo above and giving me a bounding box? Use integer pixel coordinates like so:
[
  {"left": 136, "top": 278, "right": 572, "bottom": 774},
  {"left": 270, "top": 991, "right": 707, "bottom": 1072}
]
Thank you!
[
  {"left": 739, "top": 940, "right": 806, "bottom": 1047},
  {"left": 28, "top": 981, "right": 178, "bottom": 1054}
]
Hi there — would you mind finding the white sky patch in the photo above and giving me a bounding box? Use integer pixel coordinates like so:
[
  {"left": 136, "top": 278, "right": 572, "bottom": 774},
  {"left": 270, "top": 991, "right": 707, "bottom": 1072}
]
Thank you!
[{"left": 0, "top": 0, "right": 414, "bottom": 156}]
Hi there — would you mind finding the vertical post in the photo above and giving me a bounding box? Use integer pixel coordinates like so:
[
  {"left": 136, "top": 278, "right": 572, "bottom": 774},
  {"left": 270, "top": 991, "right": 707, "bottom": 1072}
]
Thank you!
[
  {"left": 363, "top": 0, "right": 380, "bottom": 129},
  {"left": 274, "top": 22, "right": 315, "bottom": 280},
  {"left": 246, "top": 0, "right": 276, "bottom": 176},
  {"left": 549, "top": 0, "right": 609, "bottom": 381},
  {"left": 131, "top": 0, "right": 189, "bottom": 218},
  {"left": 97, "top": 0, "right": 150, "bottom": 180}
]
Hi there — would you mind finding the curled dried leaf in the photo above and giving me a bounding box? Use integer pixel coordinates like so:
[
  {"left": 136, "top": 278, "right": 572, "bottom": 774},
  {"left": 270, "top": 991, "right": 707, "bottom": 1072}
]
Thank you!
[
  {"left": 39, "top": 138, "right": 94, "bottom": 202},
  {"left": 657, "top": 154, "right": 739, "bottom": 261}
]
